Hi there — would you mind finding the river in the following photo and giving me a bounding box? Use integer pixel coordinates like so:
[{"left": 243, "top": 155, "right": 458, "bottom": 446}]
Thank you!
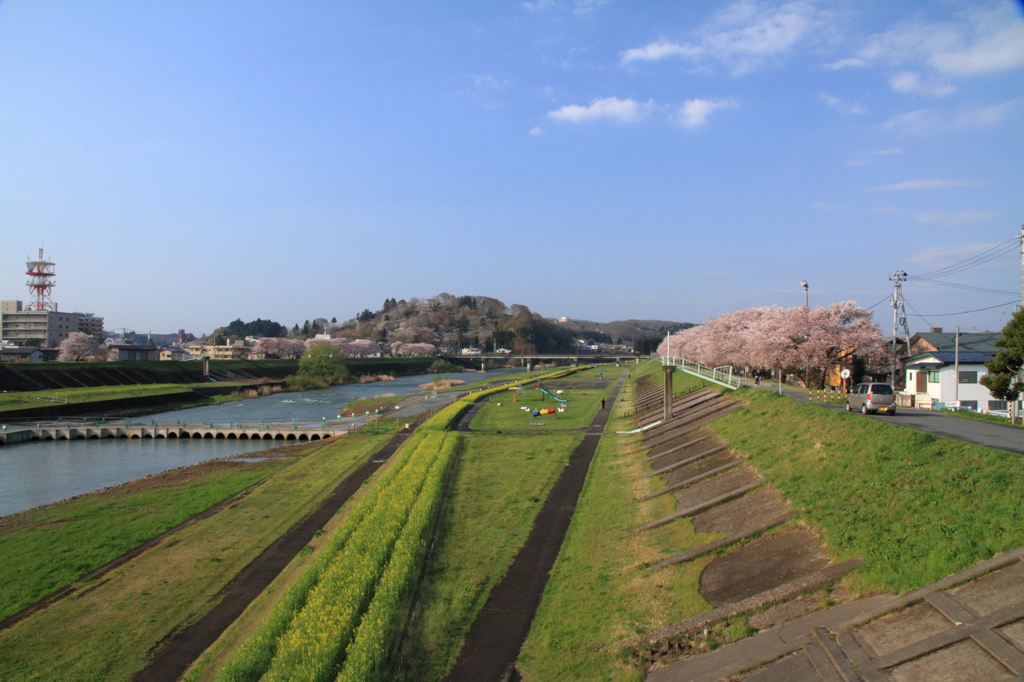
[{"left": 0, "top": 368, "right": 516, "bottom": 517}]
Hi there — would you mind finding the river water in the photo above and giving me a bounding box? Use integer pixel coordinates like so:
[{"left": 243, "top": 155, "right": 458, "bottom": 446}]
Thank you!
[{"left": 0, "top": 368, "right": 516, "bottom": 517}]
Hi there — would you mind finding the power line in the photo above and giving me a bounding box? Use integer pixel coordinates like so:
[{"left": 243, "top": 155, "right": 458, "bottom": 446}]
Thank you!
[
  {"left": 906, "top": 277, "right": 1018, "bottom": 296},
  {"left": 911, "top": 238, "right": 1018, "bottom": 279},
  {"left": 905, "top": 299, "right": 1018, "bottom": 319}
]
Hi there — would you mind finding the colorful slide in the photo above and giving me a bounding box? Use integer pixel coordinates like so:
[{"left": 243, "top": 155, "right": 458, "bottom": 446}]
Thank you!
[{"left": 539, "top": 387, "right": 567, "bottom": 403}]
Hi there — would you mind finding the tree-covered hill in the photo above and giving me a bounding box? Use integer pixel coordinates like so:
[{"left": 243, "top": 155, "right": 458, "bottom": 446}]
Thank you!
[{"left": 206, "top": 294, "right": 692, "bottom": 355}]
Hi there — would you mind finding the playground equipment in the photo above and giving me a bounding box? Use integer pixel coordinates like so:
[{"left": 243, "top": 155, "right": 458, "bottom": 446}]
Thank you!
[
  {"left": 533, "top": 408, "right": 556, "bottom": 417},
  {"left": 539, "top": 387, "right": 568, "bottom": 403}
]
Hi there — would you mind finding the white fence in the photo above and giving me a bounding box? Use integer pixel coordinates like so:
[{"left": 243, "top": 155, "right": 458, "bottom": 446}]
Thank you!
[{"left": 661, "top": 356, "right": 740, "bottom": 390}]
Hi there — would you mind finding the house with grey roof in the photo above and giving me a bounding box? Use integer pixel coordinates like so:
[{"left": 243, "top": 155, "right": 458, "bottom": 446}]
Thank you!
[{"left": 902, "top": 328, "right": 1010, "bottom": 412}]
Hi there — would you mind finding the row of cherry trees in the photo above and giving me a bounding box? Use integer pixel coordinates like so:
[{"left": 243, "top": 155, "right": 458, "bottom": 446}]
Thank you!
[
  {"left": 656, "top": 302, "right": 882, "bottom": 388},
  {"left": 250, "top": 337, "right": 438, "bottom": 360}
]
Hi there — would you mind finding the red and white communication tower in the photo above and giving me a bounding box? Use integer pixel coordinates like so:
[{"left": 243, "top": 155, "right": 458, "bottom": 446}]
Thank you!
[{"left": 25, "top": 248, "right": 57, "bottom": 311}]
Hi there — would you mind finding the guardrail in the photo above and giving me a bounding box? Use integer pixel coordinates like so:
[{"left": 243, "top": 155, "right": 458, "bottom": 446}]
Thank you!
[{"left": 661, "top": 356, "right": 740, "bottom": 390}]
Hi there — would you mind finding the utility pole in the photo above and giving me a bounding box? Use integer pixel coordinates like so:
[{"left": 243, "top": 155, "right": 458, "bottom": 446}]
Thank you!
[
  {"left": 890, "top": 271, "right": 908, "bottom": 389},
  {"left": 954, "top": 326, "right": 960, "bottom": 405},
  {"left": 1019, "top": 224, "right": 1024, "bottom": 310},
  {"left": 801, "top": 280, "right": 809, "bottom": 309}
]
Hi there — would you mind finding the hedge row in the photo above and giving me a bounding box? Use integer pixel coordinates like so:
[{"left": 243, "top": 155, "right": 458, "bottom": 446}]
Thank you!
[{"left": 217, "top": 432, "right": 455, "bottom": 682}]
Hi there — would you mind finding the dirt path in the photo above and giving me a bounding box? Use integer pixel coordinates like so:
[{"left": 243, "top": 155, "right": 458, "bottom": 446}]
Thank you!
[
  {"left": 132, "top": 429, "right": 414, "bottom": 682},
  {"left": 444, "top": 371, "right": 628, "bottom": 682}
]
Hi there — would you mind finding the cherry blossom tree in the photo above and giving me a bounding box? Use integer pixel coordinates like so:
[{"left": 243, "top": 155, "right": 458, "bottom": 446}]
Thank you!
[
  {"left": 658, "top": 302, "right": 880, "bottom": 387},
  {"left": 58, "top": 332, "right": 106, "bottom": 361},
  {"left": 251, "top": 337, "right": 306, "bottom": 359},
  {"left": 390, "top": 342, "right": 437, "bottom": 357}
]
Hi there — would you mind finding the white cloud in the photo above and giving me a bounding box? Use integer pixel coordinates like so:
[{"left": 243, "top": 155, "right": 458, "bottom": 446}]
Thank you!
[
  {"left": 819, "top": 92, "right": 865, "bottom": 114},
  {"left": 621, "top": 1, "right": 830, "bottom": 75},
  {"left": 828, "top": 4, "right": 1024, "bottom": 81},
  {"left": 870, "top": 179, "right": 981, "bottom": 191},
  {"left": 930, "top": 12, "right": 1024, "bottom": 75},
  {"left": 472, "top": 74, "right": 513, "bottom": 91},
  {"left": 530, "top": 126, "right": 545, "bottom": 135},
  {"left": 882, "top": 101, "right": 1015, "bottom": 133},
  {"left": 676, "top": 98, "right": 737, "bottom": 128},
  {"left": 547, "top": 97, "right": 652, "bottom": 122},
  {"left": 888, "top": 71, "right": 956, "bottom": 97},
  {"left": 522, "top": 0, "right": 607, "bottom": 17},
  {"left": 952, "top": 100, "right": 1015, "bottom": 128},
  {"left": 620, "top": 40, "right": 701, "bottom": 64},
  {"left": 915, "top": 211, "right": 998, "bottom": 226},
  {"left": 881, "top": 107, "right": 945, "bottom": 133},
  {"left": 906, "top": 243, "right": 998, "bottom": 267}
]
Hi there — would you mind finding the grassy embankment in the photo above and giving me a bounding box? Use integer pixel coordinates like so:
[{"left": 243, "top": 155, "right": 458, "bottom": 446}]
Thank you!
[
  {"left": 714, "top": 386, "right": 1024, "bottom": 593},
  {"left": 0, "top": 432, "right": 391, "bottom": 681},
  {"left": 939, "top": 407, "right": 1022, "bottom": 427},
  {"left": 521, "top": 363, "right": 1024, "bottom": 679},
  {"left": 0, "top": 383, "right": 249, "bottom": 414},
  {"left": 0, "top": 456, "right": 287, "bottom": 623}
]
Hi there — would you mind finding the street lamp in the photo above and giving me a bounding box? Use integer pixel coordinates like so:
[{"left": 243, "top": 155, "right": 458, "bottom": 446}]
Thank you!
[{"left": 800, "top": 280, "right": 809, "bottom": 309}]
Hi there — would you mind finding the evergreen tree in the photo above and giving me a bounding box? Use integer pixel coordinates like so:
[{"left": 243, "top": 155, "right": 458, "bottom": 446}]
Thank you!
[{"left": 981, "top": 308, "right": 1024, "bottom": 402}]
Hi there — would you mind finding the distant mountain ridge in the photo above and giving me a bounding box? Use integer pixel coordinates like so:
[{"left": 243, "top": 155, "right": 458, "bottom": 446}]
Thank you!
[{"left": 167, "top": 295, "right": 693, "bottom": 354}]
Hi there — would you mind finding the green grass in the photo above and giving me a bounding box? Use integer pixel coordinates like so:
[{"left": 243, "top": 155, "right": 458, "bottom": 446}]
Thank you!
[
  {"left": 712, "top": 386, "right": 1024, "bottom": 593},
  {"left": 939, "top": 408, "right": 1022, "bottom": 427},
  {"left": 0, "top": 457, "right": 288, "bottom": 623},
  {"left": 0, "top": 382, "right": 261, "bottom": 414},
  {"left": 468, "top": 381, "right": 616, "bottom": 431},
  {"left": 0, "top": 432, "right": 391, "bottom": 681},
  {"left": 516, "top": 362, "right": 719, "bottom": 681},
  {"left": 395, "top": 431, "right": 582, "bottom": 681}
]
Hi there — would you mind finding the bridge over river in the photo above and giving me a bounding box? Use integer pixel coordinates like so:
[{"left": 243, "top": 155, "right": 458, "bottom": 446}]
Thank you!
[{"left": 0, "top": 419, "right": 358, "bottom": 446}]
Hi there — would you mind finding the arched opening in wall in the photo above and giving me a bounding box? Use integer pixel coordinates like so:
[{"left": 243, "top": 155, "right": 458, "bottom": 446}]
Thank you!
[
  {"left": 203, "top": 433, "right": 214, "bottom": 439},
  {"left": 286, "top": 434, "right": 297, "bottom": 440},
  {"left": 310, "top": 434, "right": 321, "bottom": 441},
  {"left": 274, "top": 434, "right": 284, "bottom": 440},
  {"left": 215, "top": 433, "right": 226, "bottom": 439}
]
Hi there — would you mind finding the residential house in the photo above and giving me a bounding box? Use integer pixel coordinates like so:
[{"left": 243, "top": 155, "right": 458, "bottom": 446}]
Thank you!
[
  {"left": 0, "top": 345, "right": 44, "bottom": 363},
  {"left": 901, "top": 328, "right": 1010, "bottom": 412},
  {"left": 107, "top": 344, "right": 161, "bottom": 362},
  {"left": 159, "top": 346, "right": 188, "bottom": 361}
]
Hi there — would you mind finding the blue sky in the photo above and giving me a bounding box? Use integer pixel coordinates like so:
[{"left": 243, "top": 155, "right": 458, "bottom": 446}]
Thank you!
[{"left": 1, "top": 1, "right": 1022, "bottom": 337}]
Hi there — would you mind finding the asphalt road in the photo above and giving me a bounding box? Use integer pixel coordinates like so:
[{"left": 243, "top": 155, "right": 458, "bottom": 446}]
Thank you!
[{"left": 753, "top": 380, "right": 1024, "bottom": 456}]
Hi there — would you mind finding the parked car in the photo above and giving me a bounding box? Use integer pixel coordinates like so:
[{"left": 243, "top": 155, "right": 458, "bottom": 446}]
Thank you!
[{"left": 846, "top": 382, "right": 897, "bottom": 415}]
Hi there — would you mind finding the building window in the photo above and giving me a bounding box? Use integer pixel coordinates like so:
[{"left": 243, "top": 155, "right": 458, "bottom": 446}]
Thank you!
[
  {"left": 928, "top": 371, "right": 941, "bottom": 383},
  {"left": 958, "top": 371, "right": 978, "bottom": 384}
]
